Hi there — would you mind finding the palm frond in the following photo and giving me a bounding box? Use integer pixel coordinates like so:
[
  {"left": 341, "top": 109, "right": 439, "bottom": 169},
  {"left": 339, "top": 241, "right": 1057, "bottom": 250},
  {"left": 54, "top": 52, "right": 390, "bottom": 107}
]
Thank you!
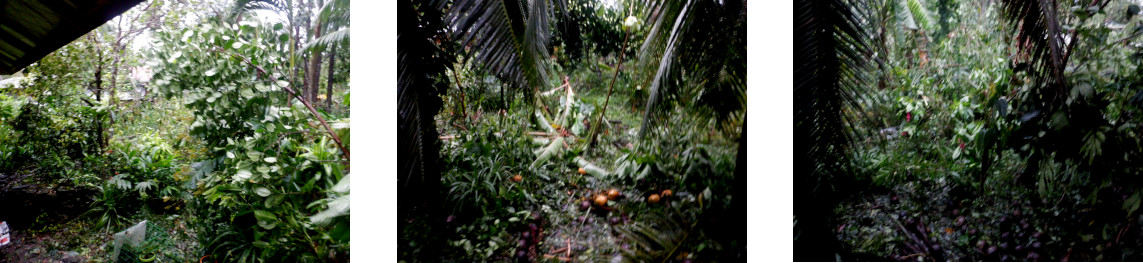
[
  {"left": 398, "top": 0, "right": 450, "bottom": 219},
  {"left": 299, "top": 28, "right": 349, "bottom": 55},
  {"left": 447, "top": 0, "right": 551, "bottom": 91},
  {"left": 998, "top": 0, "right": 1068, "bottom": 98},
  {"left": 904, "top": 0, "right": 935, "bottom": 32},
  {"left": 617, "top": 209, "right": 696, "bottom": 262},
  {"left": 227, "top": 0, "right": 291, "bottom": 21},
  {"left": 794, "top": 0, "right": 871, "bottom": 184},
  {"left": 636, "top": 0, "right": 693, "bottom": 140},
  {"left": 634, "top": 0, "right": 747, "bottom": 140},
  {"left": 318, "top": 0, "right": 350, "bottom": 27},
  {"left": 793, "top": 0, "right": 872, "bottom": 260}
]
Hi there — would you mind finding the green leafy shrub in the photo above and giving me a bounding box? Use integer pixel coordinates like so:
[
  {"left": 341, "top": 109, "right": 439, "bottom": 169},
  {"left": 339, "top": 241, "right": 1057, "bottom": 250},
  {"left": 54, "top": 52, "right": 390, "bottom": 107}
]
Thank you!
[
  {"left": 149, "top": 17, "right": 349, "bottom": 262},
  {"left": 441, "top": 124, "right": 539, "bottom": 217}
]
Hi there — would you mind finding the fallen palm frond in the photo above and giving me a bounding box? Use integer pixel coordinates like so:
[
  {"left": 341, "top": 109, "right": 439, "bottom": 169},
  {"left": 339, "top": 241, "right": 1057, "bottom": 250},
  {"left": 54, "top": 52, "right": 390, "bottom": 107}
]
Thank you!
[
  {"left": 531, "top": 76, "right": 581, "bottom": 169},
  {"left": 532, "top": 136, "right": 565, "bottom": 169},
  {"left": 554, "top": 78, "right": 576, "bottom": 129},
  {"left": 535, "top": 107, "right": 558, "bottom": 134},
  {"left": 540, "top": 76, "right": 573, "bottom": 96},
  {"left": 574, "top": 156, "right": 610, "bottom": 177},
  {"left": 617, "top": 208, "right": 698, "bottom": 262}
]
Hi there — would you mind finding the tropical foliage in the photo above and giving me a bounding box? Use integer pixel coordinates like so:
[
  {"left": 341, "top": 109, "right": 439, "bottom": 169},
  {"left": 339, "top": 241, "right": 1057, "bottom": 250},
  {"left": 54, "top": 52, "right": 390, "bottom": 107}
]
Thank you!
[
  {"left": 0, "top": 0, "right": 348, "bottom": 262},
  {"left": 399, "top": 0, "right": 746, "bottom": 261},
  {"left": 797, "top": 0, "right": 1143, "bottom": 260}
]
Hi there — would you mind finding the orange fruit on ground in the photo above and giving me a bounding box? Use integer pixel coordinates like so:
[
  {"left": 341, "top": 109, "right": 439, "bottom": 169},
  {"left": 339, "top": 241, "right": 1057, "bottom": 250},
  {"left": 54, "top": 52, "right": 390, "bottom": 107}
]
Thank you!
[
  {"left": 578, "top": 167, "right": 587, "bottom": 175},
  {"left": 648, "top": 194, "right": 661, "bottom": 204},
  {"left": 512, "top": 174, "right": 522, "bottom": 182},
  {"left": 594, "top": 194, "right": 609, "bottom": 206},
  {"left": 607, "top": 189, "right": 620, "bottom": 200},
  {"left": 661, "top": 189, "right": 672, "bottom": 197}
]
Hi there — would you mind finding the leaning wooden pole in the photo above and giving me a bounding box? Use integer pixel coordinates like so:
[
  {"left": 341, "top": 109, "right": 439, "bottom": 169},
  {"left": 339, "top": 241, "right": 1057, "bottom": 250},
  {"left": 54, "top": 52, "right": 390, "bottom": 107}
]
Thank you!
[{"left": 586, "top": 24, "right": 632, "bottom": 153}]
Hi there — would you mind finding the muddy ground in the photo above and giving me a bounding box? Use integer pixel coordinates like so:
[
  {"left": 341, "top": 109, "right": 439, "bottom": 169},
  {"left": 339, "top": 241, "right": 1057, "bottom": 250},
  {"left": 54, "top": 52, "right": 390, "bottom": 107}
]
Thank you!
[
  {"left": 0, "top": 171, "right": 198, "bottom": 262},
  {"left": 837, "top": 178, "right": 1143, "bottom": 261}
]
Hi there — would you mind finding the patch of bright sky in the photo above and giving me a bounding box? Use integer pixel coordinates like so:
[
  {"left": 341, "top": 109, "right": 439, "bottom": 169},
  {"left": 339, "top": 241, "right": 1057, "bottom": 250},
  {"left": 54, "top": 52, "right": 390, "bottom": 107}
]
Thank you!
[
  {"left": 129, "top": 1, "right": 289, "bottom": 52},
  {"left": 599, "top": 0, "right": 623, "bottom": 11}
]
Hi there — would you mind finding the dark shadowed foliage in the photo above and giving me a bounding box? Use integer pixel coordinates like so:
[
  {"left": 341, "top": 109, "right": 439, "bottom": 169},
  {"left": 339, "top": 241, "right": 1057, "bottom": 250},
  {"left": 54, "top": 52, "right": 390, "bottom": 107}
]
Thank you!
[{"left": 793, "top": 0, "right": 872, "bottom": 260}]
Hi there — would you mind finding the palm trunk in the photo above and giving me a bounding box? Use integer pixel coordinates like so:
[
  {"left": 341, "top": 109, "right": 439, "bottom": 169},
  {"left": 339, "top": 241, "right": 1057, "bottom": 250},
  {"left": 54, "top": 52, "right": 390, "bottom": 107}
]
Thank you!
[
  {"left": 730, "top": 114, "right": 746, "bottom": 261},
  {"left": 289, "top": 23, "right": 300, "bottom": 106},
  {"left": 305, "top": 0, "right": 323, "bottom": 103},
  {"left": 326, "top": 43, "right": 336, "bottom": 108},
  {"left": 309, "top": 25, "right": 323, "bottom": 103}
]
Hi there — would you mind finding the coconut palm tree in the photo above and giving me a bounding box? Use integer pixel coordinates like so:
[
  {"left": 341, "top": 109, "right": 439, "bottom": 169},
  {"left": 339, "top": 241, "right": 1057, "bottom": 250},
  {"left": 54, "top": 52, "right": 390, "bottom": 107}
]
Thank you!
[
  {"left": 398, "top": 1, "right": 748, "bottom": 259},
  {"left": 634, "top": 0, "right": 747, "bottom": 141},
  {"left": 397, "top": 0, "right": 453, "bottom": 261},
  {"left": 793, "top": 0, "right": 872, "bottom": 260},
  {"left": 303, "top": 0, "right": 348, "bottom": 108}
]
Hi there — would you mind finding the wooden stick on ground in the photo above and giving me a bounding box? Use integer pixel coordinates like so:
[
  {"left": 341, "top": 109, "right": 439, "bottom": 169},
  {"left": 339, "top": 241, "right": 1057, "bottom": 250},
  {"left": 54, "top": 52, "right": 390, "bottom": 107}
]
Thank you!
[
  {"left": 900, "top": 253, "right": 924, "bottom": 260},
  {"left": 542, "top": 255, "right": 573, "bottom": 261}
]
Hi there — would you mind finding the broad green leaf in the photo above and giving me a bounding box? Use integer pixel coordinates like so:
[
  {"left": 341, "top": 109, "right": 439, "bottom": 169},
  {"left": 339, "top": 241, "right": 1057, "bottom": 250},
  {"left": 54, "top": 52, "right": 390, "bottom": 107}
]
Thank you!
[
  {"left": 531, "top": 137, "right": 564, "bottom": 169},
  {"left": 311, "top": 195, "right": 350, "bottom": 225},
  {"left": 232, "top": 42, "right": 244, "bottom": 49},
  {"left": 265, "top": 194, "right": 285, "bottom": 208},
  {"left": 205, "top": 68, "right": 217, "bottom": 76},
  {"left": 254, "top": 187, "right": 272, "bottom": 197},
  {"left": 332, "top": 174, "right": 350, "bottom": 194},
  {"left": 235, "top": 169, "right": 253, "bottom": 180},
  {"left": 254, "top": 210, "right": 277, "bottom": 222},
  {"left": 257, "top": 220, "right": 277, "bottom": 230},
  {"left": 264, "top": 157, "right": 277, "bottom": 163},
  {"left": 1124, "top": 191, "right": 1142, "bottom": 215}
]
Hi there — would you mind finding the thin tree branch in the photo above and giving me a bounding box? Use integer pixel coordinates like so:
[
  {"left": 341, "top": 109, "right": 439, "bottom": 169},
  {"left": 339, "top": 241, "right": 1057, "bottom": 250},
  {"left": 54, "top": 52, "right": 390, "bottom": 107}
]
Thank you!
[{"left": 213, "top": 46, "right": 351, "bottom": 164}]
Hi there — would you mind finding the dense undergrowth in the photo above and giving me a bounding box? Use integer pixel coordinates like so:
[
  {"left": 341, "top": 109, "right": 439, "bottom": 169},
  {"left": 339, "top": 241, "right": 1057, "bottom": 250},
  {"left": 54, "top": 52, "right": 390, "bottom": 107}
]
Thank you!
[
  {"left": 396, "top": 0, "right": 746, "bottom": 261},
  {"left": 0, "top": 0, "right": 349, "bottom": 262},
  {"left": 404, "top": 48, "right": 743, "bottom": 262},
  {"left": 800, "top": 0, "right": 1143, "bottom": 261}
]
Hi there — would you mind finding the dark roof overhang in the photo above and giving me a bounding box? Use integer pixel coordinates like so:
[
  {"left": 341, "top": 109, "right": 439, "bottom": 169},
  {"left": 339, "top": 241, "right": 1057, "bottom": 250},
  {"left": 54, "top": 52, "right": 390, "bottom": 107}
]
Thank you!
[{"left": 0, "top": 0, "right": 147, "bottom": 75}]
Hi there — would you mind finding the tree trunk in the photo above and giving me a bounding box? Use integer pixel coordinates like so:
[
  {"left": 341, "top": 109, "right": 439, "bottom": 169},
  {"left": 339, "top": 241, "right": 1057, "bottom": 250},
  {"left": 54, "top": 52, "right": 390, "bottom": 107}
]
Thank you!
[
  {"left": 301, "top": 2, "right": 312, "bottom": 104},
  {"left": 110, "top": 53, "right": 120, "bottom": 106},
  {"left": 289, "top": 18, "right": 301, "bottom": 106},
  {"left": 326, "top": 43, "right": 336, "bottom": 108},
  {"left": 94, "top": 53, "right": 106, "bottom": 151},
  {"left": 106, "top": 50, "right": 121, "bottom": 147},
  {"left": 731, "top": 114, "right": 746, "bottom": 261},
  {"left": 308, "top": 11, "right": 324, "bottom": 104}
]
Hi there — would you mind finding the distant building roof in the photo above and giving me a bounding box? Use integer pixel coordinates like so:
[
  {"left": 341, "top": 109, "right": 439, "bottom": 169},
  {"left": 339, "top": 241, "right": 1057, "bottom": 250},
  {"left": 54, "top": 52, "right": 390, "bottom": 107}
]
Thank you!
[{"left": 0, "top": 0, "right": 146, "bottom": 75}]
